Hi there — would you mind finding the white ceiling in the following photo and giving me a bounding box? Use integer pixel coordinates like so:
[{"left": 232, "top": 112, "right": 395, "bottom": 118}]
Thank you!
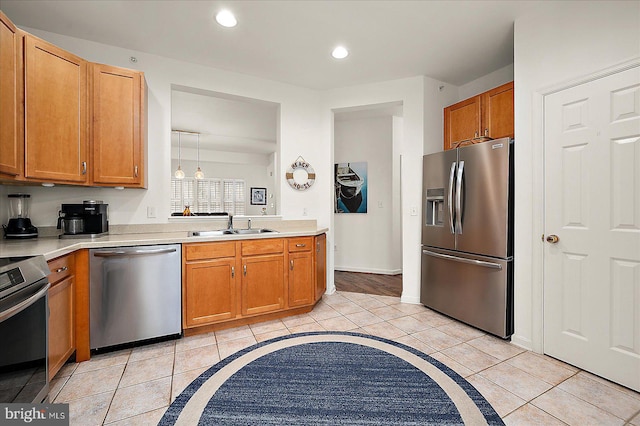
[{"left": 0, "top": 0, "right": 557, "bottom": 90}]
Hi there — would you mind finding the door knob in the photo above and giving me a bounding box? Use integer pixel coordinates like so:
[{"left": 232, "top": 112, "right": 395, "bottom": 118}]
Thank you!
[{"left": 546, "top": 235, "right": 559, "bottom": 244}]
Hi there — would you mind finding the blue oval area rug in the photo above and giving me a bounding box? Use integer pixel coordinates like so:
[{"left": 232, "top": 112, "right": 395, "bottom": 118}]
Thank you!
[{"left": 160, "top": 332, "right": 504, "bottom": 425}]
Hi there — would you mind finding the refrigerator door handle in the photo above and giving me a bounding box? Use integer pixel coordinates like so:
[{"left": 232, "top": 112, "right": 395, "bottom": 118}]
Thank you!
[
  {"left": 422, "top": 249, "right": 503, "bottom": 270},
  {"left": 455, "top": 160, "right": 465, "bottom": 234},
  {"left": 448, "top": 162, "right": 456, "bottom": 234}
]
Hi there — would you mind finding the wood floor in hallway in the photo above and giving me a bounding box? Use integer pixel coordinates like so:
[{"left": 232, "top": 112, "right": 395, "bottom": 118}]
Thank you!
[{"left": 334, "top": 270, "right": 402, "bottom": 297}]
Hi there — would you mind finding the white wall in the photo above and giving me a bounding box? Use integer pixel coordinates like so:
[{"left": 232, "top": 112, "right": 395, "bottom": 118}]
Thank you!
[
  {"left": 334, "top": 116, "right": 400, "bottom": 274},
  {"left": 323, "top": 76, "right": 445, "bottom": 303},
  {"left": 4, "top": 27, "right": 326, "bottom": 228},
  {"left": 458, "top": 64, "right": 514, "bottom": 100},
  {"left": 512, "top": 1, "right": 640, "bottom": 351}
]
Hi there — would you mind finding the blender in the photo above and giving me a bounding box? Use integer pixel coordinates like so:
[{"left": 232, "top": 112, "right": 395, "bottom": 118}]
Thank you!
[{"left": 3, "top": 194, "right": 38, "bottom": 239}]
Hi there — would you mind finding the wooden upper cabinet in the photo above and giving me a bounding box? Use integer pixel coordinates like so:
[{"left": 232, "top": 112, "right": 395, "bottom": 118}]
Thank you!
[
  {"left": 444, "top": 96, "right": 482, "bottom": 151},
  {"left": 24, "top": 34, "right": 88, "bottom": 183},
  {"left": 482, "top": 82, "right": 514, "bottom": 141},
  {"left": 444, "top": 81, "right": 514, "bottom": 150},
  {"left": 91, "top": 63, "right": 146, "bottom": 187},
  {"left": 0, "top": 11, "right": 22, "bottom": 178}
]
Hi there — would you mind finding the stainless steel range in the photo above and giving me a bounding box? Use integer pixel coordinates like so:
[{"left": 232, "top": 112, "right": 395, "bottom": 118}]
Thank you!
[{"left": 0, "top": 255, "right": 50, "bottom": 403}]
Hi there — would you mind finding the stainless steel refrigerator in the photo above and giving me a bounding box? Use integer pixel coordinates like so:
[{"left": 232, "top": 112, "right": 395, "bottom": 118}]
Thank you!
[{"left": 421, "top": 137, "right": 513, "bottom": 338}]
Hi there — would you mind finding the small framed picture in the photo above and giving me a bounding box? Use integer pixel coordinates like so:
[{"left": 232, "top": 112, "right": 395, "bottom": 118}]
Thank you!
[{"left": 250, "top": 187, "right": 267, "bottom": 205}]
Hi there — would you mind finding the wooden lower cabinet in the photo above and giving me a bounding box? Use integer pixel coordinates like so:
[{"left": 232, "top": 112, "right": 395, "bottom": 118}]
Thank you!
[
  {"left": 288, "top": 237, "right": 314, "bottom": 308},
  {"left": 315, "top": 234, "right": 327, "bottom": 302},
  {"left": 47, "top": 254, "right": 76, "bottom": 381},
  {"left": 241, "top": 254, "right": 285, "bottom": 316},
  {"left": 184, "top": 258, "right": 237, "bottom": 327},
  {"left": 182, "top": 235, "right": 325, "bottom": 333}
]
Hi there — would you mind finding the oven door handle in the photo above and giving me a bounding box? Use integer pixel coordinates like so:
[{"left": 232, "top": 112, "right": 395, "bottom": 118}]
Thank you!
[{"left": 0, "top": 283, "right": 50, "bottom": 322}]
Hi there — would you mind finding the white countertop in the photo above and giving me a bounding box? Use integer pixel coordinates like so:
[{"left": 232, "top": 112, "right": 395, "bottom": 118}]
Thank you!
[{"left": 0, "top": 227, "right": 328, "bottom": 260}]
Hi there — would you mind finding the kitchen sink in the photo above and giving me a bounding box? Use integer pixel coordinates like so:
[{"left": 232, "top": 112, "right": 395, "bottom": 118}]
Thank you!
[
  {"left": 188, "top": 230, "right": 234, "bottom": 237},
  {"left": 188, "top": 228, "right": 278, "bottom": 237},
  {"left": 231, "top": 228, "right": 278, "bottom": 235}
]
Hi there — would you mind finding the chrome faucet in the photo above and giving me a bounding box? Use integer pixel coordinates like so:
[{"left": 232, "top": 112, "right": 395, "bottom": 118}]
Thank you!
[{"left": 227, "top": 215, "right": 233, "bottom": 230}]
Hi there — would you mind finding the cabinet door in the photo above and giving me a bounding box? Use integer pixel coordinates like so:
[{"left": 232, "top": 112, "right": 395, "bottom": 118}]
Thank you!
[
  {"left": 288, "top": 251, "right": 313, "bottom": 308},
  {"left": 184, "top": 258, "right": 237, "bottom": 327},
  {"left": 315, "top": 234, "right": 327, "bottom": 302},
  {"left": 0, "top": 12, "right": 22, "bottom": 178},
  {"left": 48, "top": 275, "right": 75, "bottom": 381},
  {"left": 444, "top": 96, "right": 481, "bottom": 151},
  {"left": 24, "top": 34, "right": 88, "bottom": 183},
  {"left": 241, "top": 254, "right": 284, "bottom": 316},
  {"left": 482, "top": 81, "right": 514, "bottom": 140},
  {"left": 91, "top": 64, "right": 145, "bottom": 187}
]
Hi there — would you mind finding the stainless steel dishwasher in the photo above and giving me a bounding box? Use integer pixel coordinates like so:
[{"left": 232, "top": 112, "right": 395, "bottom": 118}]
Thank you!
[{"left": 89, "top": 244, "right": 181, "bottom": 350}]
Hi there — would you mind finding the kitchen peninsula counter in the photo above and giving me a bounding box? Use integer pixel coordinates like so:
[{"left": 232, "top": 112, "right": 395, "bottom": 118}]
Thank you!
[
  {"left": 1, "top": 219, "right": 328, "bottom": 365},
  {"left": 0, "top": 220, "right": 327, "bottom": 259}
]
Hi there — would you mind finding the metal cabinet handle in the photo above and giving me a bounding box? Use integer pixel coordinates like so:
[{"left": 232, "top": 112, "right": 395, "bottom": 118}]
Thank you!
[
  {"left": 55, "top": 266, "right": 68, "bottom": 273},
  {"left": 422, "top": 249, "right": 502, "bottom": 270},
  {"left": 546, "top": 235, "right": 560, "bottom": 244},
  {"left": 81, "top": 161, "right": 87, "bottom": 175},
  {"left": 134, "top": 165, "right": 139, "bottom": 177},
  {"left": 231, "top": 266, "right": 235, "bottom": 278},
  {"left": 484, "top": 128, "right": 489, "bottom": 137},
  {"left": 474, "top": 131, "right": 479, "bottom": 138},
  {"left": 455, "top": 160, "right": 464, "bottom": 234},
  {"left": 290, "top": 260, "right": 294, "bottom": 270},
  {"left": 296, "top": 243, "right": 306, "bottom": 248},
  {"left": 448, "top": 162, "right": 456, "bottom": 234},
  {"left": 0, "top": 283, "right": 49, "bottom": 322},
  {"left": 243, "top": 265, "right": 247, "bottom": 276},
  {"left": 93, "top": 248, "right": 177, "bottom": 257}
]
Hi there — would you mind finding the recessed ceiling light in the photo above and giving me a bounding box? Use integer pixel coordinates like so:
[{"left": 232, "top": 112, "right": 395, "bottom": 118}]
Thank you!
[
  {"left": 332, "top": 46, "right": 349, "bottom": 59},
  {"left": 216, "top": 10, "right": 237, "bottom": 27}
]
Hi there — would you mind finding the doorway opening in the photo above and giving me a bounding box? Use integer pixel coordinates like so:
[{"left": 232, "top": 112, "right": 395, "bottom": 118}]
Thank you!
[{"left": 332, "top": 102, "right": 404, "bottom": 297}]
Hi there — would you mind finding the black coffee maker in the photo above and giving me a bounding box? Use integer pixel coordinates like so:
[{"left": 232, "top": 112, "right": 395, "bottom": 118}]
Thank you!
[
  {"left": 57, "top": 201, "right": 109, "bottom": 239},
  {"left": 3, "top": 194, "right": 38, "bottom": 239}
]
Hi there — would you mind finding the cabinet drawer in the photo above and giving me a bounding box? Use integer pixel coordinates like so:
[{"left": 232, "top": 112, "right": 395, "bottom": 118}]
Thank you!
[
  {"left": 241, "top": 239, "right": 284, "bottom": 256},
  {"left": 185, "top": 242, "right": 236, "bottom": 261},
  {"left": 288, "top": 237, "right": 313, "bottom": 252},
  {"left": 48, "top": 254, "right": 74, "bottom": 284}
]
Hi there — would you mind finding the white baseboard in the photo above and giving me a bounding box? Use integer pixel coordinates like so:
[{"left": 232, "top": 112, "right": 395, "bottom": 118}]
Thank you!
[
  {"left": 334, "top": 266, "right": 402, "bottom": 275},
  {"left": 400, "top": 295, "right": 421, "bottom": 305}
]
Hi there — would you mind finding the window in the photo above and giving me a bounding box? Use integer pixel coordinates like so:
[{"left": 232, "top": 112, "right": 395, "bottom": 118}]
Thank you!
[{"left": 171, "top": 178, "right": 245, "bottom": 215}]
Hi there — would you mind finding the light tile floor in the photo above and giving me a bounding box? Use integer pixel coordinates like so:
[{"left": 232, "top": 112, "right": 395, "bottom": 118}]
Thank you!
[{"left": 50, "top": 291, "right": 640, "bottom": 425}]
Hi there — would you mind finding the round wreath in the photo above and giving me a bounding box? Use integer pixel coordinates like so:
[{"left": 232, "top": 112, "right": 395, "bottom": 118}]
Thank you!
[{"left": 286, "top": 157, "right": 315, "bottom": 191}]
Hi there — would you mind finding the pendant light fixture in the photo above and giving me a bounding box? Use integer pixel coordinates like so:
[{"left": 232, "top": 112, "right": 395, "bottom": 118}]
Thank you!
[
  {"left": 194, "top": 133, "right": 204, "bottom": 180},
  {"left": 174, "top": 131, "right": 185, "bottom": 179}
]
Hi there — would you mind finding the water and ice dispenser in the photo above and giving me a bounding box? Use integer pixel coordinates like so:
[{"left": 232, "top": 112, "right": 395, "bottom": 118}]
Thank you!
[{"left": 425, "top": 188, "right": 445, "bottom": 226}]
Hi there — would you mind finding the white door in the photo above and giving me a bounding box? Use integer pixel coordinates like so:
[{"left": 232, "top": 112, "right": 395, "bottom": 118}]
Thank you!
[{"left": 544, "top": 65, "right": 640, "bottom": 392}]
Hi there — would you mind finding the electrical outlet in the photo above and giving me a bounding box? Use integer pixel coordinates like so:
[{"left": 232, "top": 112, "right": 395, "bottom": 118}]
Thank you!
[
  {"left": 147, "top": 206, "right": 157, "bottom": 218},
  {"left": 410, "top": 206, "right": 417, "bottom": 216},
  {"left": 303, "top": 207, "right": 308, "bottom": 216}
]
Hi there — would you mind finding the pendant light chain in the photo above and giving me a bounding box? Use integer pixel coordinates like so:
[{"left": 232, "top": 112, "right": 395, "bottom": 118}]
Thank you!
[
  {"left": 195, "top": 132, "right": 204, "bottom": 179},
  {"left": 174, "top": 131, "right": 185, "bottom": 179}
]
